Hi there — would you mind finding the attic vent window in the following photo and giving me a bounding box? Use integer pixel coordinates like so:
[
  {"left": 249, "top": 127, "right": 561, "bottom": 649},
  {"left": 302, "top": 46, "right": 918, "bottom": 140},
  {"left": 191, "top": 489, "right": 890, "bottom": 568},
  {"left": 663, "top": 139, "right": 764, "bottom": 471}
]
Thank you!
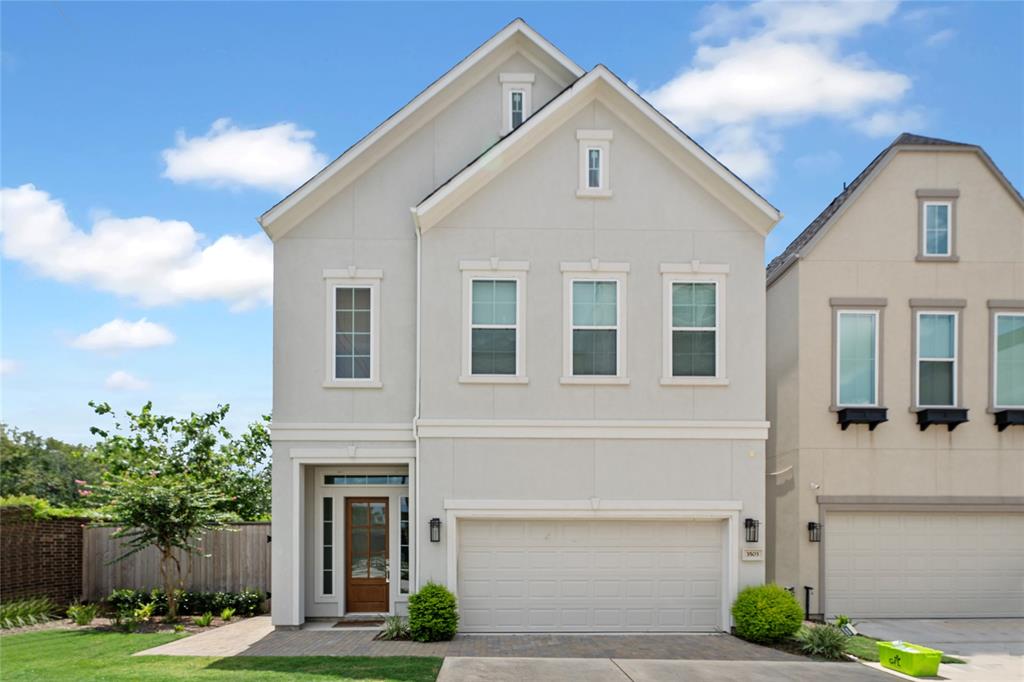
[
  {"left": 576, "top": 130, "right": 613, "bottom": 198},
  {"left": 500, "top": 73, "right": 534, "bottom": 135}
]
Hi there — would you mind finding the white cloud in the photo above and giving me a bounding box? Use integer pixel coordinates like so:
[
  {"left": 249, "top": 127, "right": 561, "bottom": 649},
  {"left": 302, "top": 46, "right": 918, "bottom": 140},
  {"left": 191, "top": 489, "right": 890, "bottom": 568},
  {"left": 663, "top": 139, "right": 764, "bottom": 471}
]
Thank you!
[
  {"left": 0, "top": 358, "right": 18, "bottom": 375},
  {"left": 0, "top": 184, "right": 272, "bottom": 311},
  {"left": 925, "top": 29, "right": 955, "bottom": 46},
  {"left": 72, "top": 318, "right": 176, "bottom": 352},
  {"left": 104, "top": 370, "right": 148, "bottom": 391},
  {"left": 162, "top": 118, "right": 327, "bottom": 192},
  {"left": 642, "top": 1, "right": 913, "bottom": 188},
  {"left": 853, "top": 109, "right": 925, "bottom": 138}
]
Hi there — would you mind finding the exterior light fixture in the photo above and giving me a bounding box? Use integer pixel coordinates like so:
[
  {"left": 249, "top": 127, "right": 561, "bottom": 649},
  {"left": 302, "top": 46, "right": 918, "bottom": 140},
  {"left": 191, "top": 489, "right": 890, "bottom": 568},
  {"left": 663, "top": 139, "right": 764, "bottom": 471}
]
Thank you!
[
  {"left": 429, "top": 517, "right": 441, "bottom": 543},
  {"left": 744, "top": 518, "right": 760, "bottom": 543},
  {"left": 807, "top": 521, "right": 821, "bottom": 543}
]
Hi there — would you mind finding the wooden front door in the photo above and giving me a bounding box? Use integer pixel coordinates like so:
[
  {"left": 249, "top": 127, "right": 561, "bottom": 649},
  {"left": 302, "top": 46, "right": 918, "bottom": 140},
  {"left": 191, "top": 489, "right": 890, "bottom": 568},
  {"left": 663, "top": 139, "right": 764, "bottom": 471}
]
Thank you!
[{"left": 345, "top": 497, "right": 389, "bottom": 612}]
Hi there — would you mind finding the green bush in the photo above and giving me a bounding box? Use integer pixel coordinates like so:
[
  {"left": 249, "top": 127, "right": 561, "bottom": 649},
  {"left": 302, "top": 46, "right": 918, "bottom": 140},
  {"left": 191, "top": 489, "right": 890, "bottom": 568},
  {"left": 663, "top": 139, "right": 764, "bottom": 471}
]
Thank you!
[
  {"left": 66, "top": 602, "right": 100, "bottom": 625},
  {"left": 0, "top": 597, "right": 56, "bottom": 629},
  {"left": 408, "top": 582, "right": 458, "bottom": 642},
  {"left": 220, "top": 607, "right": 236, "bottom": 621},
  {"left": 195, "top": 612, "right": 214, "bottom": 627},
  {"left": 379, "top": 614, "right": 411, "bottom": 641},
  {"left": 106, "top": 588, "right": 265, "bottom": 617},
  {"left": 797, "top": 624, "right": 849, "bottom": 660},
  {"left": 731, "top": 584, "right": 803, "bottom": 643}
]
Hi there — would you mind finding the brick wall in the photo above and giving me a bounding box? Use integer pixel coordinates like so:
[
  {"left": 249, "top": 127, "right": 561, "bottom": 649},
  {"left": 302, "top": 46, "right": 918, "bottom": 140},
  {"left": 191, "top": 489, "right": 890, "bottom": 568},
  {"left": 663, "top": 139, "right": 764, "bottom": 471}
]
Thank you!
[{"left": 1, "top": 507, "right": 85, "bottom": 604}]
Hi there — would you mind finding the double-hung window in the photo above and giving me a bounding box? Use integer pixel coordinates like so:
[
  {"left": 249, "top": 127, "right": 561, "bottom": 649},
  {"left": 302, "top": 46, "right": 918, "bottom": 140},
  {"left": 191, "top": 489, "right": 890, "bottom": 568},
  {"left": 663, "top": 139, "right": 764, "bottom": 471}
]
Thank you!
[
  {"left": 460, "top": 261, "right": 528, "bottom": 383},
  {"left": 561, "top": 262, "right": 628, "bottom": 383},
  {"left": 916, "top": 311, "right": 958, "bottom": 407},
  {"left": 994, "top": 312, "right": 1024, "bottom": 409},
  {"left": 836, "top": 310, "right": 880, "bottom": 407},
  {"left": 323, "top": 269, "right": 382, "bottom": 387},
  {"left": 671, "top": 282, "right": 718, "bottom": 377},
  {"left": 499, "top": 73, "right": 533, "bottom": 134},
  {"left": 587, "top": 148, "right": 602, "bottom": 189},
  {"left": 923, "top": 202, "right": 952, "bottom": 256},
  {"left": 510, "top": 90, "right": 524, "bottom": 130},
  {"left": 576, "top": 130, "right": 612, "bottom": 198}
]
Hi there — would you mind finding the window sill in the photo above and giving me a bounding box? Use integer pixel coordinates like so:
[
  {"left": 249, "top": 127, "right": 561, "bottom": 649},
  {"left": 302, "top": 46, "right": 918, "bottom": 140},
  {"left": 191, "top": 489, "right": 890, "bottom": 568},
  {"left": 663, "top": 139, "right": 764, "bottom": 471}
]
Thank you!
[
  {"left": 459, "top": 375, "right": 529, "bottom": 385},
  {"left": 915, "top": 254, "right": 959, "bottom": 262},
  {"left": 576, "top": 189, "right": 613, "bottom": 199},
  {"left": 322, "top": 380, "right": 383, "bottom": 389},
  {"left": 560, "top": 376, "right": 630, "bottom": 385},
  {"left": 660, "top": 377, "right": 729, "bottom": 386}
]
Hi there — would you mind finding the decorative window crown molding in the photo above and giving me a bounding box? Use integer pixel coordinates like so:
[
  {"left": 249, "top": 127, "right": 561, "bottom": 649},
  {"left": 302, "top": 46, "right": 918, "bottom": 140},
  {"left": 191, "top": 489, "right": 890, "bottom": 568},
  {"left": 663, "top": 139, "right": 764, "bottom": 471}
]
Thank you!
[
  {"left": 560, "top": 259, "right": 630, "bottom": 273},
  {"left": 576, "top": 129, "right": 613, "bottom": 141},
  {"left": 499, "top": 72, "right": 535, "bottom": 83},
  {"left": 661, "top": 261, "right": 731, "bottom": 275},
  {"left": 459, "top": 258, "right": 530, "bottom": 272},
  {"left": 323, "top": 267, "right": 383, "bottom": 280}
]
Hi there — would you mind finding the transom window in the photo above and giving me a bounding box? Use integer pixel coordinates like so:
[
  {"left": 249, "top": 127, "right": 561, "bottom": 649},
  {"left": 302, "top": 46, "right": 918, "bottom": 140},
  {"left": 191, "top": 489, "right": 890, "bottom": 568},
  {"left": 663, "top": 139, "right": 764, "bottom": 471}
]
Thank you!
[
  {"left": 571, "top": 280, "right": 618, "bottom": 376},
  {"left": 923, "top": 202, "right": 951, "bottom": 256},
  {"left": 994, "top": 313, "right": 1023, "bottom": 408},
  {"left": 587, "top": 148, "right": 602, "bottom": 188},
  {"left": 471, "top": 279, "right": 517, "bottom": 375},
  {"left": 510, "top": 90, "right": 524, "bottom": 130},
  {"left": 917, "top": 312, "right": 957, "bottom": 407},
  {"left": 837, "top": 310, "right": 879, "bottom": 406},
  {"left": 334, "top": 286, "right": 371, "bottom": 379},
  {"left": 323, "top": 474, "right": 408, "bottom": 486},
  {"left": 671, "top": 282, "right": 717, "bottom": 377}
]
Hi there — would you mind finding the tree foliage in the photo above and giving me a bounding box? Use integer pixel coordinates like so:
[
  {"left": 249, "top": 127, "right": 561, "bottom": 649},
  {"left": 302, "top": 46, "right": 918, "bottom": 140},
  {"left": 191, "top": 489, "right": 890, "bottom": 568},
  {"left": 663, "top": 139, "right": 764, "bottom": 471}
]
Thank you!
[{"left": 0, "top": 425, "right": 101, "bottom": 507}]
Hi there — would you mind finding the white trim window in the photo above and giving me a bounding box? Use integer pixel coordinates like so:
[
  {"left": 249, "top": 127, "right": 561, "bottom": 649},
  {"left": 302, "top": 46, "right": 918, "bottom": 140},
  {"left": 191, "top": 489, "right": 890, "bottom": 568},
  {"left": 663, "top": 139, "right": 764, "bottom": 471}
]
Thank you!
[
  {"left": 323, "top": 269, "right": 382, "bottom": 388},
  {"left": 994, "top": 312, "right": 1024, "bottom": 408},
  {"left": 916, "top": 311, "right": 958, "bottom": 407},
  {"left": 661, "top": 264, "right": 729, "bottom": 385},
  {"left": 922, "top": 201, "right": 952, "bottom": 257},
  {"left": 500, "top": 73, "right": 534, "bottom": 134},
  {"left": 319, "top": 495, "right": 335, "bottom": 598},
  {"left": 576, "top": 130, "right": 612, "bottom": 198},
  {"left": 460, "top": 260, "right": 528, "bottom": 383},
  {"left": 836, "top": 310, "right": 879, "bottom": 407},
  {"left": 561, "top": 261, "right": 628, "bottom": 384}
]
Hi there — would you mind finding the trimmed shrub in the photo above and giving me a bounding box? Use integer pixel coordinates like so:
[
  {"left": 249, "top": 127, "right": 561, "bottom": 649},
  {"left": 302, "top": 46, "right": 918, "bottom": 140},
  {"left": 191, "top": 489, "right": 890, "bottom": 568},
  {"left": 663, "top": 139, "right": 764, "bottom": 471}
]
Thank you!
[
  {"left": 66, "top": 602, "right": 100, "bottom": 625},
  {"left": 408, "top": 582, "right": 458, "bottom": 642},
  {"left": 106, "top": 588, "right": 265, "bottom": 617},
  {"left": 731, "top": 583, "right": 803, "bottom": 643},
  {"left": 798, "top": 624, "right": 849, "bottom": 660}
]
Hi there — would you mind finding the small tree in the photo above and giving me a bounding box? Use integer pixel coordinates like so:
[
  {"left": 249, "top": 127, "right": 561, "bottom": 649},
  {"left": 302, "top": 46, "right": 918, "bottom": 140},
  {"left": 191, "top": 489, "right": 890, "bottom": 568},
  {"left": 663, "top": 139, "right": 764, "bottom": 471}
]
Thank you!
[{"left": 87, "top": 401, "right": 270, "bottom": 619}]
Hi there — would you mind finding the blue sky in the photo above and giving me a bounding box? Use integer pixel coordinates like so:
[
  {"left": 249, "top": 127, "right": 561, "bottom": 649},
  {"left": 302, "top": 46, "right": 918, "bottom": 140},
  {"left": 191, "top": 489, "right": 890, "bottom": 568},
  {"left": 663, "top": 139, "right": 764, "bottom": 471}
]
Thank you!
[{"left": 2, "top": 1, "right": 1022, "bottom": 442}]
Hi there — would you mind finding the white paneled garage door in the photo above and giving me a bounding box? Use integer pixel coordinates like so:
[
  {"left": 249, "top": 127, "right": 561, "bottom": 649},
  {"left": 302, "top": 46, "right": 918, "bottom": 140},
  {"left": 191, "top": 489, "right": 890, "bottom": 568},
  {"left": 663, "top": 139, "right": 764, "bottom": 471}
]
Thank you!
[
  {"left": 457, "top": 518, "right": 724, "bottom": 632},
  {"left": 825, "top": 511, "right": 1024, "bottom": 618}
]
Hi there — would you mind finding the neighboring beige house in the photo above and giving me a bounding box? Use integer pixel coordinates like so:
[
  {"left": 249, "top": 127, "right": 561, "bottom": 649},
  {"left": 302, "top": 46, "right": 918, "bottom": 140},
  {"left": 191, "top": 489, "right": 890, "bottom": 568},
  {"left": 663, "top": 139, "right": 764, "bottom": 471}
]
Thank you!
[
  {"left": 765, "top": 133, "right": 1024, "bottom": 619},
  {"left": 262, "top": 19, "right": 781, "bottom": 631}
]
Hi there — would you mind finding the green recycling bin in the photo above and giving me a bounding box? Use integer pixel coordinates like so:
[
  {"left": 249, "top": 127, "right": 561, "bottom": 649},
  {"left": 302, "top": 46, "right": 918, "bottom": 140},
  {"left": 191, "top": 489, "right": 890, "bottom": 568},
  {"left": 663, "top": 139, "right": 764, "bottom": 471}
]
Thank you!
[{"left": 878, "top": 640, "right": 943, "bottom": 678}]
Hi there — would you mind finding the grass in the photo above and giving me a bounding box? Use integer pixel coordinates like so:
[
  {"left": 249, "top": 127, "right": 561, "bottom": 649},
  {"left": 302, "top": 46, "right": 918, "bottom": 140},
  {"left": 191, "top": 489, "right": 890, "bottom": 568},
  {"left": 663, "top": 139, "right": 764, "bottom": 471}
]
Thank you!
[
  {"left": 0, "top": 630, "right": 442, "bottom": 681},
  {"left": 846, "top": 634, "right": 965, "bottom": 664}
]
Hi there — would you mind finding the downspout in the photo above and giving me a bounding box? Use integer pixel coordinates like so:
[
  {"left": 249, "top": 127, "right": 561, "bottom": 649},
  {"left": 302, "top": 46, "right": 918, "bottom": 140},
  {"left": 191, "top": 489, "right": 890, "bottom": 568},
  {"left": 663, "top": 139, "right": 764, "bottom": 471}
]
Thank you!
[{"left": 410, "top": 207, "right": 423, "bottom": 593}]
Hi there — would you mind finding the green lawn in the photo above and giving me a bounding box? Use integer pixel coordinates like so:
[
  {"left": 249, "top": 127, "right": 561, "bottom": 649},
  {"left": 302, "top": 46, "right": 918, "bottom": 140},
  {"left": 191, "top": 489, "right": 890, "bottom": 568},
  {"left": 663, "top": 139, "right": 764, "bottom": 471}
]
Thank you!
[
  {"left": 0, "top": 630, "right": 442, "bottom": 681},
  {"left": 846, "top": 634, "right": 965, "bottom": 664}
]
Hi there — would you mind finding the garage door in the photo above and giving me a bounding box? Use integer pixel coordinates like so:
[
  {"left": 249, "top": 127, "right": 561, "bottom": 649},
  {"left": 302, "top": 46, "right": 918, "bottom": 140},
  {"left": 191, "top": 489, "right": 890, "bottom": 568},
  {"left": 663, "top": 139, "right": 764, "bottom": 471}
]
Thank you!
[
  {"left": 457, "top": 518, "right": 724, "bottom": 632},
  {"left": 825, "top": 511, "right": 1024, "bottom": 618}
]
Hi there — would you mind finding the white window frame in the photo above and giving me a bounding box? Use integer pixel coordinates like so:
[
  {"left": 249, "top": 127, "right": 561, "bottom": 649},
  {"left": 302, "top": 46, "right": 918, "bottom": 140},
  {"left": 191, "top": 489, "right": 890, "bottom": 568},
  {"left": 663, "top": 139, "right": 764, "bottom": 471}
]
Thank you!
[
  {"left": 500, "top": 73, "right": 534, "bottom": 135},
  {"left": 576, "top": 129, "right": 613, "bottom": 198},
  {"left": 660, "top": 263, "right": 729, "bottom": 386},
  {"left": 561, "top": 260, "right": 629, "bottom": 384},
  {"left": 993, "top": 311, "right": 1024, "bottom": 409},
  {"left": 835, "top": 309, "right": 881, "bottom": 408},
  {"left": 460, "top": 260, "right": 529, "bottom": 384},
  {"left": 922, "top": 200, "right": 953, "bottom": 257},
  {"left": 323, "top": 268, "right": 382, "bottom": 388},
  {"left": 915, "top": 310, "right": 959, "bottom": 409},
  {"left": 315, "top": 494, "right": 336, "bottom": 601}
]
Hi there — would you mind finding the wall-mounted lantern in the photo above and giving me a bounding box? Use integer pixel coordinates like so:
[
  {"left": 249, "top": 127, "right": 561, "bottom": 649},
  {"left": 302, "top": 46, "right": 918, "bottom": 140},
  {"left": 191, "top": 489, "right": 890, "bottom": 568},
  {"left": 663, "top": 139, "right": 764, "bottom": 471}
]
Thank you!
[
  {"left": 429, "top": 517, "right": 442, "bottom": 543},
  {"left": 744, "top": 518, "right": 760, "bottom": 543},
  {"left": 807, "top": 521, "right": 821, "bottom": 543}
]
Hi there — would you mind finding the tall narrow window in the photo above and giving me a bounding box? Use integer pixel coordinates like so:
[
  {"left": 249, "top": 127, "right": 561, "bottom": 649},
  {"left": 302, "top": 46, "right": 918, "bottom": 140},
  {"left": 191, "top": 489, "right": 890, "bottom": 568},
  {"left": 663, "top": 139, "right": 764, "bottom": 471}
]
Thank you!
[
  {"left": 995, "top": 313, "right": 1024, "bottom": 408},
  {"left": 335, "top": 287, "right": 371, "bottom": 379},
  {"left": 923, "top": 202, "right": 951, "bottom": 256},
  {"left": 671, "top": 282, "right": 717, "bottom": 377},
  {"left": 322, "top": 497, "right": 333, "bottom": 595},
  {"left": 471, "top": 279, "right": 517, "bottom": 375},
  {"left": 917, "top": 312, "right": 957, "bottom": 407},
  {"left": 572, "top": 280, "right": 618, "bottom": 376},
  {"left": 399, "top": 497, "right": 410, "bottom": 594},
  {"left": 587, "top": 148, "right": 602, "bottom": 188},
  {"left": 837, "top": 311, "right": 878, "bottom": 406},
  {"left": 510, "top": 90, "right": 524, "bottom": 130}
]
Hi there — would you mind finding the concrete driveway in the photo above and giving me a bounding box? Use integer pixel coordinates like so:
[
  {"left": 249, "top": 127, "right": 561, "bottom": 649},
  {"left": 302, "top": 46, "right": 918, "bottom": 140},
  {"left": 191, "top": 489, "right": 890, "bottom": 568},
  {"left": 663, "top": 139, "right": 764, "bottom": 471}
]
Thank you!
[
  {"left": 438, "top": 657, "right": 894, "bottom": 681},
  {"left": 856, "top": 619, "right": 1024, "bottom": 682}
]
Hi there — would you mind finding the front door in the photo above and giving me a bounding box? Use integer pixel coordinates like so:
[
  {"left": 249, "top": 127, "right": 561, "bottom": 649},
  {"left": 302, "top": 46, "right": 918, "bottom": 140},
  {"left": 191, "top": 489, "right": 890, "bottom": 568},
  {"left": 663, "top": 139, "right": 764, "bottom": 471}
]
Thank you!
[{"left": 345, "top": 497, "right": 389, "bottom": 612}]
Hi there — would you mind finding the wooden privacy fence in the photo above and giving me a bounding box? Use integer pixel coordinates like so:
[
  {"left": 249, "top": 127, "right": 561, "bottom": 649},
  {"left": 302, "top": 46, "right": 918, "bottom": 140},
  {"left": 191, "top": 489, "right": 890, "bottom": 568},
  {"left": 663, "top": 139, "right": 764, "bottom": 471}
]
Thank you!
[{"left": 82, "top": 523, "right": 270, "bottom": 601}]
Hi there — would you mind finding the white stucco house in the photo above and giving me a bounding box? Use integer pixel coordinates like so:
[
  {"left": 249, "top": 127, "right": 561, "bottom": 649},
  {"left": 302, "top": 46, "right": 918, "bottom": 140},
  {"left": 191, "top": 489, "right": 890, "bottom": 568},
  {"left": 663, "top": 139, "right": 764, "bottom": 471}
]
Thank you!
[{"left": 262, "top": 19, "right": 781, "bottom": 632}]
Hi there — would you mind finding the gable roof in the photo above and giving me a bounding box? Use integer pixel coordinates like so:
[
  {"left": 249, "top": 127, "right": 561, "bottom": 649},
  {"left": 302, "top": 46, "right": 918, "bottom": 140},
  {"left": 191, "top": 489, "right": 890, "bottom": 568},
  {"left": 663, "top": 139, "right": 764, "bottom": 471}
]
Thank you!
[
  {"left": 413, "top": 64, "right": 782, "bottom": 235},
  {"left": 766, "top": 132, "right": 1024, "bottom": 285},
  {"left": 258, "top": 18, "right": 584, "bottom": 241}
]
